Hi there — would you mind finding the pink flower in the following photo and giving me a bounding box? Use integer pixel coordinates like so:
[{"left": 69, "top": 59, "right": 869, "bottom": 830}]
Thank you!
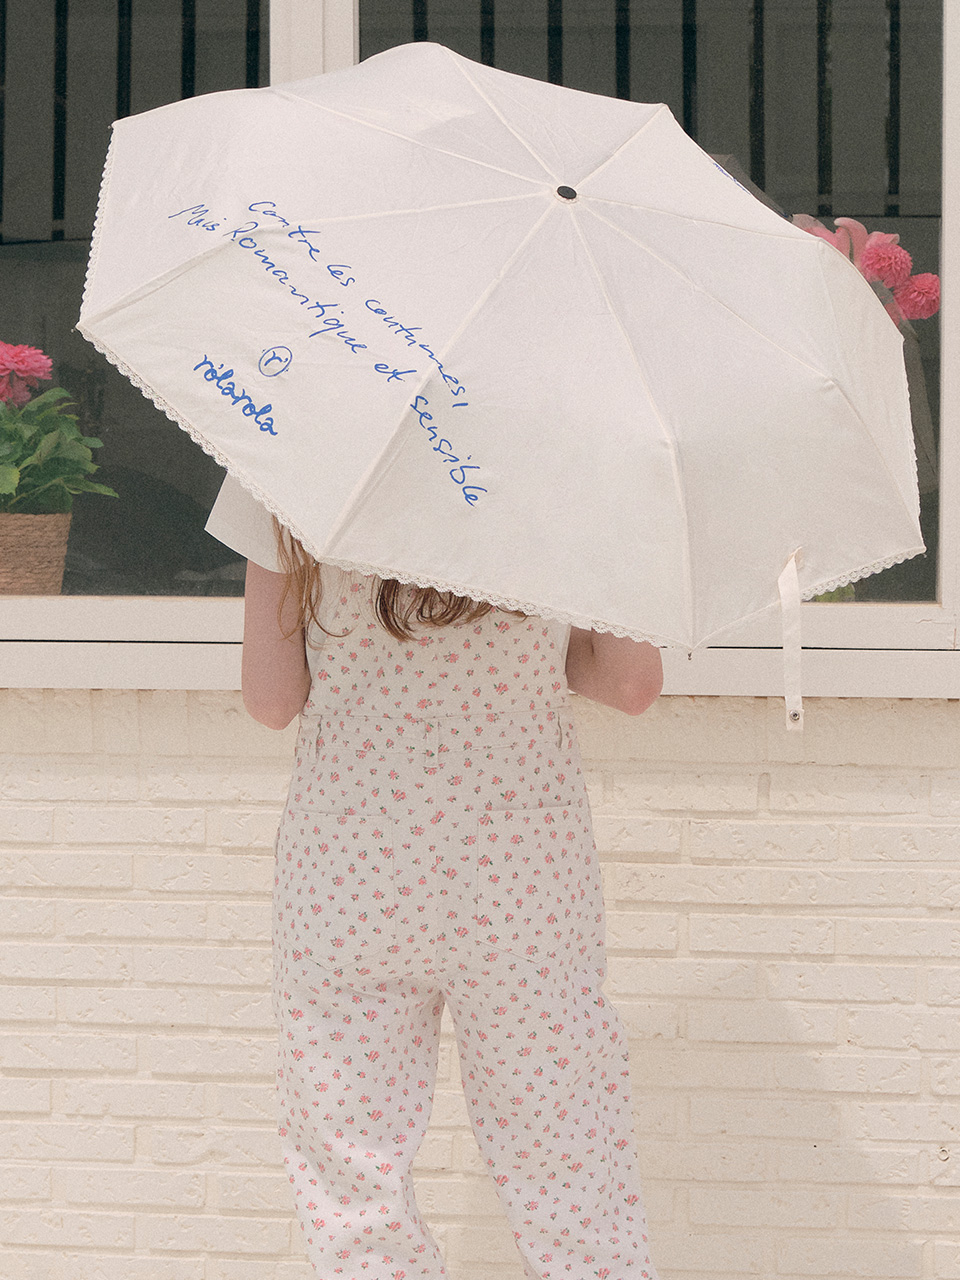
[
  {"left": 0, "top": 341, "right": 53, "bottom": 406},
  {"left": 859, "top": 238, "right": 912, "bottom": 288},
  {"left": 792, "top": 213, "right": 852, "bottom": 258},
  {"left": 893, "top": 272, "right": 940, "bottom": 320}
]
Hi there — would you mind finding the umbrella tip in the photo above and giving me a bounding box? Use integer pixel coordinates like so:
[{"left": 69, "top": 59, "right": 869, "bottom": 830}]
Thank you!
[{"left": 556, "top": 186, "right": 578, "bottom": 201}]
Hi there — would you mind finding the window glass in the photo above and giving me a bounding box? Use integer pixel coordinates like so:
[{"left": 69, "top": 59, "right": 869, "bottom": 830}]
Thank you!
[
  {"left": 0, "top": 0, "right": 269, "bottom": 597},
  {"left": 360, "top": 0, "right": 943, "bottom": 603}
]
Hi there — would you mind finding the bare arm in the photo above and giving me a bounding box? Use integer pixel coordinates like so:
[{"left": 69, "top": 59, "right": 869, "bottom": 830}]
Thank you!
[
  {"left": 241, "top": 561, "right": 311, "bottom": 729},
  {"left": 565, "top": 627, "right": 663, "bottom": 716}
]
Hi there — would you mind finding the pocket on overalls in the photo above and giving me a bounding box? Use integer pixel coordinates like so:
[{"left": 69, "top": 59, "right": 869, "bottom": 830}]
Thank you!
[
  {"left": 474, "top": 803, "right": 605, "bottom": 970},
  {"left": 275, "top": 809, "right": 399, "bottom": 972}
]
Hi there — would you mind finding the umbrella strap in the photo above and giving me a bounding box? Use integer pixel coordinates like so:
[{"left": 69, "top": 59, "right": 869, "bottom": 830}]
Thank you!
[{"left": 778, "top": 550, "right": 804, "bottom": 731}]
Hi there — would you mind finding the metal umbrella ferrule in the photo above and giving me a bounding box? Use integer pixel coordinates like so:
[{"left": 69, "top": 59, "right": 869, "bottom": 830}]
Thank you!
[{"left": 556, "top": 185, "right": 578, "bottom": 201}]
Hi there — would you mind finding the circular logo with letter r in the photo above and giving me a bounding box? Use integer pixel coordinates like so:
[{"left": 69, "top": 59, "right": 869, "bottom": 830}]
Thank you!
[{"left": 259, "top": 346, "right": 293, "bottom": 377}]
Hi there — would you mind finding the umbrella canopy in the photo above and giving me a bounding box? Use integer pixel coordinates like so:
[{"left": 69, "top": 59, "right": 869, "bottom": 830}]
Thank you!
[{"left": 78, "top": 40, "right": 923, "bottom": 652}]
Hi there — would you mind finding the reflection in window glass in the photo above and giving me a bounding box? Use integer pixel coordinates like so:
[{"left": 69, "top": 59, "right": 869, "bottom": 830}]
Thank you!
[
  {"left": 361, "top": 0, "right": 942, "bottom": 603},
  {"left": 1, "top": 0, "right": 269, "bottom": 596}
]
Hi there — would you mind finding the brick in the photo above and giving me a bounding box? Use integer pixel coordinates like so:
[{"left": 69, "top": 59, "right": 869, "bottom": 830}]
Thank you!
[
  {"left": 143, "top": 1035, "right": 274, "bottom": 1079},
  {"left": 766, "top": 962, "right": 917, "bottom": 1003},
  {"left": 764, "top": 697, "right": 960, "bottom": 767},
  {"left": 58, "top": 986, "right": 209, "bottom": 1028},
  {"left": 773, "top": 1052, "right": 922, "bottom": 1094},
  {"left": 641, "top": 1138, "right": 768, "bottom": 1182},
  {"left": 850, "top": 823, "right": 960, "bottom": 861},
  {"left": 927, "top": 967, "right": 960, "bottom": 1005},
  {"left": 689, "top": 914, "right": 835, "bottom": 955},
  {"left": 689, "top": 1184, "right": 841, "bottom": 1228},
  {"left": 208, "top": 990, "right": 274, "bottom": 1031},
  {"left": 216, "top": 1171, "right": 290, "bottom": 1211},
  {"left": 209, "top": 900, "right": 271, "bottom": 942},
  {"left": 141, "top": 758, "right": 290, "bottom": 804},
  {"left": 0, "top": 807, "right": 53, "bottom": 842},
  {"left": 838, "top": 918, "right": 960, "bottom": 958},
  {"left": 0, "top": 1165, "right": 50, "bottom": 1199},
  {"left": 0, "top": 1078, "right": 51, "bottom": 1113},
  {"left": 605, "top": 957, "right": 758, "bottom": 1000},
  {"left": 0, "top": 897, "right": 56, "bottom": 936},
  {"left": 603, "top": 863, "right": 764, "bottom": 905},
  {"left": 769, "top": 767, "right": 925, "bottom": 814},
  {"left": 186, "top": 691, "right": 296, "bottom": 759},
  {"left": 778, "top": 1236, "right": 923, "bottom": 1277},
  {"left": 849, "top": 1192, "right": 960, "bottom": 1232},
  {"left": 691, "top": 1096, "right": 842, "bottom": 1140},
  {"left": 763, "top": 867, "right": 927, "bottom": 908},
  {"left": 655, "top": 1231, "right": 769, "bottom": 1273},
  {"left": 775, "top": 1143, "right": 919, "bottom": 1185},
  {"left": 149, "top": 1126, "right": 281, "bottom": 1168},
  {"left": 931, "top": 773, "right": 960, "bottom": 816},
  {"left": 0, "top": 690, "right": 94, "bottom": 755},
  {"left": 609, "top": 771, "right": 760, "bottom": 813},
  {"left": 0, "top": 1209, "right": 135, "bottom": 1248},
  {"left": 55, "top": 899, "right": 210, "bottom": 941},
  {"left": 634, "top": 1048, "right": 774, "bottom": 1091},
  {"left": 205, "top": 1265, "right": 313, "bottom": 1280},
  {"left": 138, "top": 691, "right": 191, "bottom": 755},
  {"left": 0, "top": 851, "right": 133, "bottom": 890},
  {"left": 413, "top": 1174, "right": 503, "bottom": 1217},
  {"left": 923, "top": 1010, "right": 960, "bottom": 1051},
  {"left": 688, "top": 820, "right": 839, "bottom": 862},
  {"left": 849, "top": 1102, "right": 960, "bottom": 1142},
  {"left": 843, "top": 1006, "right": 923, "bottom": 1050},
  {"left": 0, "top": 986, "right": 56, "bottom": 1022},
  {"left": 213, "top": 1084, "right": 276, "bottom": 1123},
  {"left": 0, "top": 754, "right": 139, "bottom": 802},
  {"left": 57, "top": 1081, "right": 205, "bottom": 1120},
  {"left": 54, "top": 1168, "right": 205, "bottom": 1208},
  {"left": 0, "top": 944, "right": 133, "bottom": 982},
  {"left": 135, "top": 853, "right": 272, "bottom": 895},
  {"left": 0, "top": 1034, "right": 135, "bottom": 1073},
  {"left": 604, "top": 911, "right": 678, "bottom": 952},
  {"left": 136, "top": 1213, "right": 290, "bottom": 1254},
  {"left": 219, "top": 808, "right": 283, "bottom": 849},
  {"left": 687, "top": 1001, "right": 836, "bottom": 1045},
  {"left": 934, "top": 1063, "right": 960, "bottom": 1097},
  {"left": 53, "top": 805, "right": 205, "bottom": 846},
  {"left": 935, "top": 1243, "right": 960, "bottom": 1280},
  {"left": 591, "top": 814, "right": 682, "bottom": 854},
  {"left": 133, "top": 945, "right": 270, "bottom": 987},
  {"left": 612, "top": 1000, "right": 680, "bottom": 1040},
  {"left": 0, "top": 1122, "right": 134, "bottom": 1162},
  {"left": 576, "top": 695, "right": 765, "bottom": 764},
  {"left": 91, "top": 689, "right": 142, "bottom": 754}
]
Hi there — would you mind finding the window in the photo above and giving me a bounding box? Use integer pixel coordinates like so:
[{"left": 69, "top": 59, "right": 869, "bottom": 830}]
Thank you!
[
  {"left": 1, "top": 0, "right": 269, "bottom": 599},
  {"left": 3, "top": 0, "right": 958, "bottom": 696}
]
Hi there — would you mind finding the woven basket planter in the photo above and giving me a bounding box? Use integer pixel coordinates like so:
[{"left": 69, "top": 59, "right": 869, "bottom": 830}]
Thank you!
[{"left": 0, "top": 512, "right": 72, "bottom": 595}]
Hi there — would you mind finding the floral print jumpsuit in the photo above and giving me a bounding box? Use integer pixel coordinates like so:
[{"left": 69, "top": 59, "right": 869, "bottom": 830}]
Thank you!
[{"left": 272, "top": 567, "right": 660, "bottom": 1280}]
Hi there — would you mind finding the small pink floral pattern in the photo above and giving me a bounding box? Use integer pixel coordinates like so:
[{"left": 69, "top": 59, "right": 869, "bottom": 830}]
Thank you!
[{"left": 273, "top": 568, "right": 658, "bottom": 1279}]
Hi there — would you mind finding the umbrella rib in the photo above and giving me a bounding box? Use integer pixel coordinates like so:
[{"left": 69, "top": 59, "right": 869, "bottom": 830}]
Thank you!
[
  {"left": 575, "top": 104, "right": 669, "bottom": 188},
  {"left": 270, "top": 87, "right": 548, "bottom": 190},
  {"left": 446, "top": 47, "right": 560, "bottom": 184},
  {"left": 567, "top": 209, "right": 696, "bottom": 646},
  {"left": 588, "top": 195, "right": 802, "bottom": 240},
  {"left": 585, "top": 204, "right": 834, "bottom": 381}
]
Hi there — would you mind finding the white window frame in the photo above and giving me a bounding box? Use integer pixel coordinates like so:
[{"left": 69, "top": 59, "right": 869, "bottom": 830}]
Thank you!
[{"left": 2, "top": 0, "right": 957, "bottom": 696}]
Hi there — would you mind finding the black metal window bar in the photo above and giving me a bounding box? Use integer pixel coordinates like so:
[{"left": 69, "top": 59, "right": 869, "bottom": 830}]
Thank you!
[{"left": 0, "top": 0, "right": 266, "bottom": 245}]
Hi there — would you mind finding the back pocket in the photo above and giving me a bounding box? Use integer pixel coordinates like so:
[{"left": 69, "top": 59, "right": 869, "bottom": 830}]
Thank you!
[
  {"left": 276, "top": 811, "right": 398, "bottom": 973},
  {"left": 475, "top": 805, "right": 605, "bottom": 968}
]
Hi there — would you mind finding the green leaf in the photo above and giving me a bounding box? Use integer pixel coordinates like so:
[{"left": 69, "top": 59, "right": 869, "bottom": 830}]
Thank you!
[{"left": 0, "top": 464, "right": 20, "bottom": 494}]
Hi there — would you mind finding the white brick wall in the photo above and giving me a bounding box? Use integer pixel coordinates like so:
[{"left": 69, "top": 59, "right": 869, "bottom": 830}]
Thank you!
[{"left": 1, "top": 688, "right": 958, "bottom": 1280}]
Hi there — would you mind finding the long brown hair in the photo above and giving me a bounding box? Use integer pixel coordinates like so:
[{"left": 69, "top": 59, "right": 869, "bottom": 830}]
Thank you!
[{"left": 272, "top": 517, "right": 494, "bottom": 642}]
